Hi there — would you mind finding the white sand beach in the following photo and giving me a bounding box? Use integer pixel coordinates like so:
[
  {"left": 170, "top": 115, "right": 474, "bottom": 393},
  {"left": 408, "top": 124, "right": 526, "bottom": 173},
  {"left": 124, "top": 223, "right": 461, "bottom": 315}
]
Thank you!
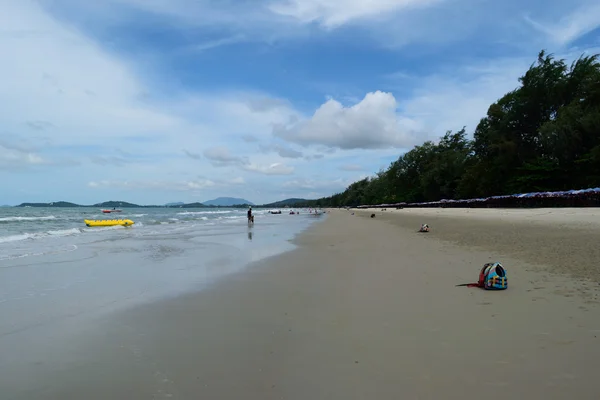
[{"left": 3, "top": 208, "right": 600, "bottom": 399}]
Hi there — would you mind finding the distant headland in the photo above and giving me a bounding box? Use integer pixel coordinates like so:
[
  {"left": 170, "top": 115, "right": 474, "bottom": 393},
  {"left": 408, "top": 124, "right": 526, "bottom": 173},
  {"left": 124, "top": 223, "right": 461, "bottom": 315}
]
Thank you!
[{"left": 13, "top": 197, "right": 311, "bottom": 208}]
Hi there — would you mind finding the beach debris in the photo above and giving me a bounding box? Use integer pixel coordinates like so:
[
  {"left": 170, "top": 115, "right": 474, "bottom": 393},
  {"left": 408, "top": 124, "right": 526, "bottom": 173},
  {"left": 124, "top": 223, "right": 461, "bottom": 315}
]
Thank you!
[
  {"left": 370, "top": 213, "right": 376, "bottom": 218},
  {"left": 419, "top": 223, "right": 430, "bottom": 232},
  {"left": 456, "top": 262, "right": 507, "bottom": 290}
]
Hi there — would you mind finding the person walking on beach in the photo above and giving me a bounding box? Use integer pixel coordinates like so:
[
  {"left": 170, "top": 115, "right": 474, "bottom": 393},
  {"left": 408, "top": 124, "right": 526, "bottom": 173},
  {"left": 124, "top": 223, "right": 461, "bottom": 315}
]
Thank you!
[{"left": 247, "top": 206, "right": 254, "bottom": 224}]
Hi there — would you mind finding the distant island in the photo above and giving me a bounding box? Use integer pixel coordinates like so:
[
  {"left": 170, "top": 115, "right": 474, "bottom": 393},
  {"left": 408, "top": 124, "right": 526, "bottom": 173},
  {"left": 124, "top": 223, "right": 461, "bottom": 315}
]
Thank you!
[{"left": 14, "top": 197, "right": 310, "bottom": 208}]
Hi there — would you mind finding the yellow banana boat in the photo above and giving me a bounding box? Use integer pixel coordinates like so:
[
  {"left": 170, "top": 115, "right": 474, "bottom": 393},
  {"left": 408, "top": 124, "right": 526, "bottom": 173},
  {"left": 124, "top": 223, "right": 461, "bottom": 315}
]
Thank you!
[{"left": 84, "top": 219, "right": 135, "bottom": 227}]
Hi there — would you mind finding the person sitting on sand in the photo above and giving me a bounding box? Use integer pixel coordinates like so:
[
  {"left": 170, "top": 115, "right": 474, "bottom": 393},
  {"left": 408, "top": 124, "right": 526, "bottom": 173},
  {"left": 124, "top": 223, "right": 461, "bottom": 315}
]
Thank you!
[{"left": 419, "top": 223, "right": 429, "bottom": 232}]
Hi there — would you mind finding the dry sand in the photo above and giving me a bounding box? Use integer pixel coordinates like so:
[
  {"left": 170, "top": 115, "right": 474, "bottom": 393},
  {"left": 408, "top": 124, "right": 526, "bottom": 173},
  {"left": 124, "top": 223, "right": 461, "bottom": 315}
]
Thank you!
[
  {"left": 15, "top": 209, "right": 600, "bottom": 399},
  {"left": 360, "top": 207, "right": 600, "bottom": 282}
]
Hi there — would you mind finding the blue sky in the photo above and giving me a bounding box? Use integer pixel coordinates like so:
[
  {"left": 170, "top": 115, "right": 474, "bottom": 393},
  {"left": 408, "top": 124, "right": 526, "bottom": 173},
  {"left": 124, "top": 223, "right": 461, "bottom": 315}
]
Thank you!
[{"left": 1, "top": 0, "right": 600, "bottom": 205}]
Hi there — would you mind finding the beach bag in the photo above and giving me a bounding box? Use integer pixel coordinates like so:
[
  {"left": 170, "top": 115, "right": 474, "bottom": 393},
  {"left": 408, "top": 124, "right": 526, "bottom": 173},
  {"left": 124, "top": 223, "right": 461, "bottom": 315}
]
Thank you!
[
  {"left": 457, "top": 262, "right": 507, "bottom": 290},
  {"left": 479, "top": 262, "right": 507, "bottom": 289}
]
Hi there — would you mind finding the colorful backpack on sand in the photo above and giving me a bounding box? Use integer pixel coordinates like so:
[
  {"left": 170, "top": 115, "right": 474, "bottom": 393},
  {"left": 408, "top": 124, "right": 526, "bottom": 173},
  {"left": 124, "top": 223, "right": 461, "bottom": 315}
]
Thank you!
[
  {"left": 479, "top": 262, "right": 507, "bottom": 290},
  {"left": 458, "top": 262, "right": 507, "bottom": 290}
]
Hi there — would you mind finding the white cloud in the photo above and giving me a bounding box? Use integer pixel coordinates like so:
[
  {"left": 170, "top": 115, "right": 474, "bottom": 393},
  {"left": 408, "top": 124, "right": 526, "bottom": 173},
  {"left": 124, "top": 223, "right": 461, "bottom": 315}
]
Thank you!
[
  {"left": 227, "top": 177, "right": 246, "bottom": 185},
  {"left": 0, "top": 1, "right": 183, "bottom": 148},
  {"left": 259, "top": 143, "right": 304, "bottom": 158},
  {"left": 203, "top": 147, "right": 246, "bottom": 166},
  {"left": 185, "top": 34, "right": 247, "bottom": 52},
  {"left": 274, "top": 91, "right": 420, "bottom": 150},
  {"left": 96, "top": 0, "right": 476, "bottom": 48},
  {"left": 0, "top": 143, "right": 45, "bottom": 168},
  {"left": 524, "top": 3, "right": 600, "bottom": 46},
  {"left": 244, "top": 162, "right": 295, "bottom": 175},
  {"left": 282, "top": 178, "right": 348, "bottom": 190},
  {"left": 77, "top": 0, "right": 600, "bottom": 52},
  {"left": 0, "top": 140, "right": 77, "bottom": 170},
  {"left": 87, "top": 179, "right": 216, "bottom": 191},
  {"left": 373, "top": 57, "right": 531, "bottom": 138},
  {"left": 268, "top": 0, "right": 445, "bottom": 29},
  {"left": 203, "top": 146, "right": 295, "bottom": 175},
  {"left": 0, "top": 1, "right": 301, "bottom": 168}
]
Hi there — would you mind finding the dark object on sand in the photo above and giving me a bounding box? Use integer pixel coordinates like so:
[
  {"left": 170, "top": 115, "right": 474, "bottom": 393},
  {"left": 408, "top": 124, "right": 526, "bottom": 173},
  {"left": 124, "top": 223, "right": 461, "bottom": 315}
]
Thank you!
[
  {"left": 370, "top": 214, "right": 375, "bottom": 218},
  {"left": 419, "top": 223, "right": 429, "bottom": 232},
  {"left": 456, "top": 262, "right": 507, "bottom": 290}
]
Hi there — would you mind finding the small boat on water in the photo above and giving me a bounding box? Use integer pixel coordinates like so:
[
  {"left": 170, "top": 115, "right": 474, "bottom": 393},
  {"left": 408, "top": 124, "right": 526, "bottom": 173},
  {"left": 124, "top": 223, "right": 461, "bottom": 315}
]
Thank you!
[
  {"left": 102, "top": 209, "right": 122, "bottom": 213},
  {"left": 84, "top": 219, "right": 134, "bottom": 227}
]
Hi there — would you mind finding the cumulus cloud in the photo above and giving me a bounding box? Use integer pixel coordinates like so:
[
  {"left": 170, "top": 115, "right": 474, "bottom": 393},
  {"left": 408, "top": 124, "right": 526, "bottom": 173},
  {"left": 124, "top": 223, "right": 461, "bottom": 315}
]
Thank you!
[{"left": 274, "top": 91, "right": 419, "bottom": 150}]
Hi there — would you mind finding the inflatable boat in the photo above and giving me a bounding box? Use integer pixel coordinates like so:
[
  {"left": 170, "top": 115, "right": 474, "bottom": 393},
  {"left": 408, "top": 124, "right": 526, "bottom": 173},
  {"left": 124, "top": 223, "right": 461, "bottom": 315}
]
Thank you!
[
  {"left": 84, "top": 219, "right": 134, "bottom": 227},
  {"left": 102, "top": 209, "right": 122, "bottom": 213}
]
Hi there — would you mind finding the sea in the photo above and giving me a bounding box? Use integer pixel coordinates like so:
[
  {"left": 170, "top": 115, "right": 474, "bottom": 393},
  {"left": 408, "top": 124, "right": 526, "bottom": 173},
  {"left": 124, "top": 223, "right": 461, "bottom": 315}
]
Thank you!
[{"left": 0, "top": 206, "right": 324, "bottom": 391}]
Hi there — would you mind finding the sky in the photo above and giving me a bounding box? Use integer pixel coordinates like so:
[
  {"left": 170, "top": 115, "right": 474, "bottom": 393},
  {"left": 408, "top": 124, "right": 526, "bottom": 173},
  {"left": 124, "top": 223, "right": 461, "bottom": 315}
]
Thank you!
[{"left": 1, "top": 0, "right": 600, "bottom": 205}]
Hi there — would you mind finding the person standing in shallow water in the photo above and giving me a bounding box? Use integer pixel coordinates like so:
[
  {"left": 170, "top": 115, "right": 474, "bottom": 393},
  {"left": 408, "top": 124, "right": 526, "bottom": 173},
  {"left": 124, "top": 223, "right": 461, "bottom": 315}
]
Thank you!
[{"left": 247, "top": 206, "right": 254, "bottom": 224}]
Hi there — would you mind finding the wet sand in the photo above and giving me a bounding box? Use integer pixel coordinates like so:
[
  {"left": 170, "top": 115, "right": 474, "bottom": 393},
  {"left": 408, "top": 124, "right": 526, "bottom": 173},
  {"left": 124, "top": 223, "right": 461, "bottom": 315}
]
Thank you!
[{"left": 8, "top": 209, "right": 600, "bottom": 399}]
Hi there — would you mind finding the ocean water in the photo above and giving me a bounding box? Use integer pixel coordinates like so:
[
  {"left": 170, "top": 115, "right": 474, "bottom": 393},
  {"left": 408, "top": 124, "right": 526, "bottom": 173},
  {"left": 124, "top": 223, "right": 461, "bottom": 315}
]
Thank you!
[
  {"left": 0, "top": 206, "right": 323, "bottom": 394},
  {"left": 0, "top": 206, "right": 323, "bottom": 348},
  {"left": 0, "top": 206, "right": 325, "bottom": 397},
  {"left": 0, "top": 206, "right": 317, "bottom": 257}
]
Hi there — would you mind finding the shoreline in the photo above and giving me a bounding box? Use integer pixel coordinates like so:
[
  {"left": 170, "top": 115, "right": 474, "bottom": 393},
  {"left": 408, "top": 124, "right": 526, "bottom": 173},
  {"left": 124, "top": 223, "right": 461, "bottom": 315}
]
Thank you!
[{"left": 5, "top": 209, "right": 600, "bottom": 399}]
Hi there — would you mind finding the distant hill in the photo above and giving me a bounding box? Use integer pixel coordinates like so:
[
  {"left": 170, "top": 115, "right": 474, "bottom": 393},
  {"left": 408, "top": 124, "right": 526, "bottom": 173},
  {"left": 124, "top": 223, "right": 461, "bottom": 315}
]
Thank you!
[
  {"left": 93, "top": 201, "right": 142, "bottom": 208},
  {"left": 262, "top": 198, "right": 308, "bottom": 207},
  {"left": 17, "top": 201, "right": 81, "bottom": 207},
  {"left": 203, "top": 197, "right": 254, "bottom": 206},
  {"left": 13, "top": 199, "right": 256, "bottom": 208},
  {"left": 178, "top": 202, "right": 207, "bottom": 208}
]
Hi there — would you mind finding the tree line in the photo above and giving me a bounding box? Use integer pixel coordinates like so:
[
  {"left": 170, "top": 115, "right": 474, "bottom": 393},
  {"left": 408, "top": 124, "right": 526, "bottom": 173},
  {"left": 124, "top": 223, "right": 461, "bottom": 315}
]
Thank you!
[{"left": 297, "top": 50, "right": 600, "bottom": 208}]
